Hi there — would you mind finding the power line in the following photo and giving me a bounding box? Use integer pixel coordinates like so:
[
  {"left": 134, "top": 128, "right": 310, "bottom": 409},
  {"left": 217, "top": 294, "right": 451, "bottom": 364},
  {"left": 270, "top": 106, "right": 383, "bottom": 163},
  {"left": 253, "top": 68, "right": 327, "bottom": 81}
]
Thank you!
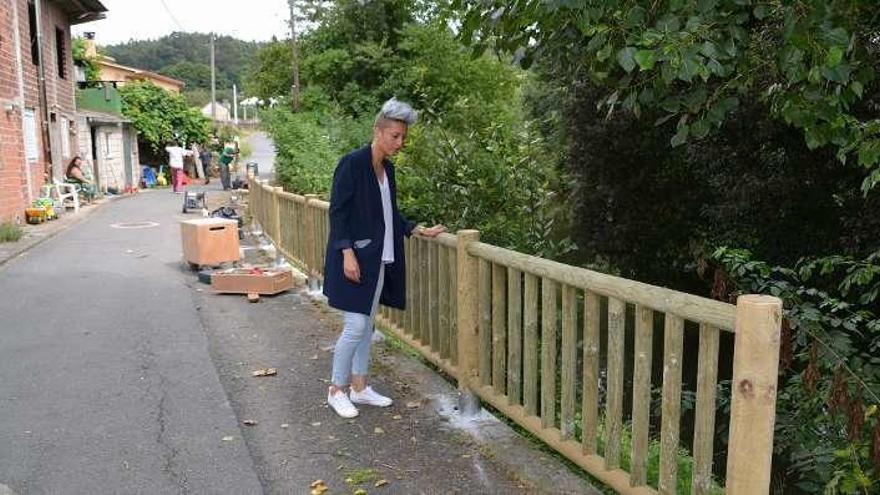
[{"left": 158, "top": 0, "right": 185, "bottom": 31}]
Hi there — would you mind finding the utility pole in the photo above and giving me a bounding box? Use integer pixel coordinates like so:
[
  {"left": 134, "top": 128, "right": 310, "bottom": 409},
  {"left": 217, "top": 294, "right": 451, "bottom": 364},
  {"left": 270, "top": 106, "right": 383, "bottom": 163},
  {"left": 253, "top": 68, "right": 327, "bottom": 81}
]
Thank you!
[
  {"left": 210, "top": 32, "right": 217, "bottom": 121},
  {"left": 287, "top": 0, "right": 300, "bottom": 111},
  {"left": 233, "top": 84, "right": 238, "bottom": 124}
]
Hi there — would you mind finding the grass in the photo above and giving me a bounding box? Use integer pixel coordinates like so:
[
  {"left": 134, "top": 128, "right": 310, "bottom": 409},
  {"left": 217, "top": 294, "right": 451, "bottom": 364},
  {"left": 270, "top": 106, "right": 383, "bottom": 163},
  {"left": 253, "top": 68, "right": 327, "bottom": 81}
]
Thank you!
[
  {"left": 344, "top": 467, "right": 378, "bottom": 485},
  {"left": 0, "top": 222, "right": 23, "bottom": 243}
]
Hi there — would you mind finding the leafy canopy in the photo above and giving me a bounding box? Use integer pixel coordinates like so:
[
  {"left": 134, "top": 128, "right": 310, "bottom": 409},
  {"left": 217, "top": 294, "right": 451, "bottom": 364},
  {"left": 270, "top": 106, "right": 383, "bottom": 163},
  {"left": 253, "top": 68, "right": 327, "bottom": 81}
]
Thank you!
[
  {"left": 119, "top": 81, "right": 211, "bottom": 150},
  {"left": 458, "top": 0, "right": 880, "bottom": 191}
]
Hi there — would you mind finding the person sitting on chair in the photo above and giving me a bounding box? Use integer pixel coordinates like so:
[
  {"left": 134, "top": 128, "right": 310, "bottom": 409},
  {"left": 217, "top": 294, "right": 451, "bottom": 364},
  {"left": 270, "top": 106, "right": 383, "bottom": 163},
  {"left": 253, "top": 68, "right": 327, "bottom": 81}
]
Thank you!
[{"left": 65, "top": 156, "right": 97, "bottom": 203}]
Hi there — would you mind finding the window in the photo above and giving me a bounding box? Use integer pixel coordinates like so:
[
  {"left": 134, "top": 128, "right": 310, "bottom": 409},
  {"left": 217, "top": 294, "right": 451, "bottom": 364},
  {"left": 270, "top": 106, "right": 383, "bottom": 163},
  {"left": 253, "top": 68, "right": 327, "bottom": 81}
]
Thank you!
[
  {"left": 24, "top": 109, "right": 39, "bottom": 162},
  {"left": 55, "top": 27, "right": 66, "bottom": 79},
  {"left": 27, "top": 2, "right": 38, "bottom": 65}
]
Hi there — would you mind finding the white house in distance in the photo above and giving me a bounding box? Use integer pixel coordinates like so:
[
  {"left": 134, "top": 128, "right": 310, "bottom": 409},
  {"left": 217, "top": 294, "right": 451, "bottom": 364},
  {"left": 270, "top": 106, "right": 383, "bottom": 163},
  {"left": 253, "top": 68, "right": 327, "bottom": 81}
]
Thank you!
[{"left": 201, "top": 102, "right": 231, "bottom": 123}]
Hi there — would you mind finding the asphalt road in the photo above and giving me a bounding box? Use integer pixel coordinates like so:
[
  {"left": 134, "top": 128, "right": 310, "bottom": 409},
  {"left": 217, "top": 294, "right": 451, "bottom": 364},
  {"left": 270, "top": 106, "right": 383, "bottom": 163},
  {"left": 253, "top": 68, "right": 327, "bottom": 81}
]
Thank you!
[
  {"left": 0, "top": 188, "right": 538, "bottom": 495},
  {"left": 0, "top": 189, "right": 262, "bottom": 494},
  {"left": 244, "top": 132, "right": 275, "bottom": 182}
]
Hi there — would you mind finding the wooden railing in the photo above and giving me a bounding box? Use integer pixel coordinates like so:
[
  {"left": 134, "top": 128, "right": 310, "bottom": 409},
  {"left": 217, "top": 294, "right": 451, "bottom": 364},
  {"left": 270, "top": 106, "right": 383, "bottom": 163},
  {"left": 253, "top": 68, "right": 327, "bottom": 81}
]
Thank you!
[{"left": 248, "top": 175, "right": 782, "bottom": 495}]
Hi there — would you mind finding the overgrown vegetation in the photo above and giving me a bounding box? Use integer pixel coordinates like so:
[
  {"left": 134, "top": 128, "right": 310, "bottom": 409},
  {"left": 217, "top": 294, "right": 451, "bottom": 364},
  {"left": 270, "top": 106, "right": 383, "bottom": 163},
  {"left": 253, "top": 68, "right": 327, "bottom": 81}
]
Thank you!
[
  {"left": 0, "top": 222, "right": 23, "bottom": 243},
  {"left": 71, "top": 37, "right": 100, "bottom": 82}
]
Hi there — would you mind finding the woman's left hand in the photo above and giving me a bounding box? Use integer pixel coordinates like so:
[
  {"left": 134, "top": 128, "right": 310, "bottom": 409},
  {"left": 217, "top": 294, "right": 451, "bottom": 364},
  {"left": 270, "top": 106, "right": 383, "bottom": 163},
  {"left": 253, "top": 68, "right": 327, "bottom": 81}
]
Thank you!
[{"left": 418, "top": 224, "right": 447, "bottom": 238}]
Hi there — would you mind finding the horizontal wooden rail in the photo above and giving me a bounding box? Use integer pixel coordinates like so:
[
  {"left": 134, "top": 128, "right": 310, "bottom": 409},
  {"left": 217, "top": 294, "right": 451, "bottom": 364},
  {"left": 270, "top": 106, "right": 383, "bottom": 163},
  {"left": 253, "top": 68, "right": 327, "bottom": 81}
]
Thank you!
[{"left": 468, "top": 241, "right": 736, "bottom": 331}]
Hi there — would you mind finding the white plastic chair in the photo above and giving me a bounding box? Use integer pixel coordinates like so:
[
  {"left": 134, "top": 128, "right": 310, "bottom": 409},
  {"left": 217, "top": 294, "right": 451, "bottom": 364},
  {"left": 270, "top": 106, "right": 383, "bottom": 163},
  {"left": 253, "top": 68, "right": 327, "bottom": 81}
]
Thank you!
[{"left": 51, "top": 178, "right": 80, "bottom": 213}]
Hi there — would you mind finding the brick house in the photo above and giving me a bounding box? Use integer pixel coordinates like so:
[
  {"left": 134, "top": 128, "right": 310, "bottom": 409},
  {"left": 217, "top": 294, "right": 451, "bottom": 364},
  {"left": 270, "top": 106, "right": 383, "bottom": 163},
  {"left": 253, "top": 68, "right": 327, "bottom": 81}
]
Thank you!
[{"left": 0, "top": 0, "right": 106, "bottom": 223}]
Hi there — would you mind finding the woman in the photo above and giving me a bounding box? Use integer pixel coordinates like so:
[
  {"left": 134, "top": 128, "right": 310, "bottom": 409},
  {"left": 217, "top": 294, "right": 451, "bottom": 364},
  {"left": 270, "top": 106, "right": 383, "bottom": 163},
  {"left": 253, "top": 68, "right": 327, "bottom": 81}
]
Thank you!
[
  {"left": 65, "top": 157, "right": 96, "bottom": 202},
  {"left": 323, "top": 98, "right": 446, "bottom": 418}
]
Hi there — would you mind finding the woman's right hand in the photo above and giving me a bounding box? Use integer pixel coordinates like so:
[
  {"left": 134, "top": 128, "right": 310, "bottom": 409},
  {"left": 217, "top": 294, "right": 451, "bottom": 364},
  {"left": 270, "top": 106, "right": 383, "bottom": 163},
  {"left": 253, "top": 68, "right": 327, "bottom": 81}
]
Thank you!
[{"left": 342, "top": 249, "right": 361, "bottom": 283}]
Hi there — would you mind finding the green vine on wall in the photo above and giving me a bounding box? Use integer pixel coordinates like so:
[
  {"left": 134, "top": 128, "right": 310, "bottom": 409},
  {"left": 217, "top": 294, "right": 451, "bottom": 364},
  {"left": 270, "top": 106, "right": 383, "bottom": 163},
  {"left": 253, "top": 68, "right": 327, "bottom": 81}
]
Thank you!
[{"left": 72, "top": 37, "right": 100, "bottom": 82}]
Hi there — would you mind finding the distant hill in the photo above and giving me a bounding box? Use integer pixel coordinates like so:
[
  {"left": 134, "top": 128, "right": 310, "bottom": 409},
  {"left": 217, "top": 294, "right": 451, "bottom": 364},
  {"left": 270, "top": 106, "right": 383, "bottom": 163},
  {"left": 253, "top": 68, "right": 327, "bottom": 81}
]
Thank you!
[{"left": 103, "top": 32, "right": 266, "bottom": 104}]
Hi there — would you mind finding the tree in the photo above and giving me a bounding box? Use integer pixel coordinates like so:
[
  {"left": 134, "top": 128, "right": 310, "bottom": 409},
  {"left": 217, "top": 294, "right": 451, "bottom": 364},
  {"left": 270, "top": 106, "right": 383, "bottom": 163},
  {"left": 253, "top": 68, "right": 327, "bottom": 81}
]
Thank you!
[
  {"left": 159, "top": 61, "right": 228, "bottom": 90},
  {"left": 459, "top": 0, "right": 880, "bottom": 192},
  {"left": 119, "top": 81, "right": 211, "bottom": 150},
  {"left": 242, "top": 41, "right": 292, "bottom": 100}
]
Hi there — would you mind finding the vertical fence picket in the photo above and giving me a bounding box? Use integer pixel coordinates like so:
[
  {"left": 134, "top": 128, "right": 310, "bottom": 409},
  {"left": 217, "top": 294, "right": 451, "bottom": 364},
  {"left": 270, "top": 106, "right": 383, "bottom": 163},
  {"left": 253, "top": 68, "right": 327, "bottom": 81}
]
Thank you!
[
  {"left": 523, "top": 273, "right": 539, "bottom": 416},
  {"left": 630, "top": 305, "right": 654, "bottom": 486},
  {"left": 560, "top": 285, "right": 577, "bottom": 440},
  {"left": 429, "top": 241, "right": 439, "bottom": 349},
  {"left": 507, "top": 267, "right": 522, "bottom": 406},
  {"left": 404, "top": 238, "right": 413, "bottom": 336},
  {"left": 541, "top": 277, "right": 557, "bottom": 429},
  {"left": 438, "top": 246, "right": 450, "bottom": 359},
  {"left": 479, "top": 259, "right": 492, "bottom": 386},
  {"left": 692, "top": 324, "right": 720, "bottom": 495},
  {"left": 582, "top": 291, "right": 600, "bottom": 455},
  {"left": 659, "top": 314, "right": 685, "bottom": 494},
  {"left": 449, "top": 246, "right": 458, "bottom": 365},
  {"left": 421, "top": 238, "right": 430, "bottom": 341},
  {"left": 492, "top": 263, "right": 507, "bottom": 396},
  {"left": 605, "top": 297, "right": 626, "bottom": 470}
]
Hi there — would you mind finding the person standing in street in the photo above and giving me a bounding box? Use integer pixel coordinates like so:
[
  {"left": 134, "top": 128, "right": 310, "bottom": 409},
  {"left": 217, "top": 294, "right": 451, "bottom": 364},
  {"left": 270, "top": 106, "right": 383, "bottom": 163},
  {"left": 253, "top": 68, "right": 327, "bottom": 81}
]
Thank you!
[
  {"left": 165, "top": 140, "right": 193, "bottom": 193},
  {"left": 323, "top": 98, "right": 446, "bottom": 418},
  {"left": 218, "top": 140, "right": 238, "bottom": 190},
  {"left": 199, "top": 144, "right": 213, "bottom": 185}
]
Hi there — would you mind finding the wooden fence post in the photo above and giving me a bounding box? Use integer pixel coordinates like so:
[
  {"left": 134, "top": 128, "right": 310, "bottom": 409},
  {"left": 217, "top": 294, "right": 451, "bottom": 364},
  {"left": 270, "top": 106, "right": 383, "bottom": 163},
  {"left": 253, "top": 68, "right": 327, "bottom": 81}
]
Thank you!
[
  {"left": 304, "top": 194, "right": 318, "bottom": 290},
  {"left": 725, "top": 294, "right": 782, "bottom": 494},
  {"left": 456, "top": 229, "right": 481, "bottom": 416},
  {"left": 272, "top": 186, "right": 283, "bottom": 243}
]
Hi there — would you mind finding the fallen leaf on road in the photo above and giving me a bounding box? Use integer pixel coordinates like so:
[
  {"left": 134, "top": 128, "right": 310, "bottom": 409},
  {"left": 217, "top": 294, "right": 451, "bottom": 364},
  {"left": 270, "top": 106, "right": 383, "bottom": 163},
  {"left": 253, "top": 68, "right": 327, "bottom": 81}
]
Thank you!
[
  {"left": 309, "top": 479, "right": 329, "bottom": 495},
  {"left": 252, "top": 368, "right": 277, "bottom": 377},
  {"left": 311, "top": 422, "right": 322, "bottom": 427},
  {"left": 281, "top": 424, "right": 290, "bottom": 429},
  {"left": 242, "top": 419, "right": 257, "bottom": 426},
  {"left": 375, "top": 479, "right": 389, "bottom": 487},
  {"left": 405, "top": 401, "right": 420, "bottom": 409},
  {"left": 392, "top": 415, "right": 402, "bottom": 420},
  {"left": 221, "top": 436, "right": 234, "bottom": 442},
  {"left": 354, "top": 490, "right": 368, "bottom": 495},
  {"left": 373, "top": 427, "right": 384, "bottom": 434},
  {"left": 310, "top": 354, "right": 318, "bottom": 360}
]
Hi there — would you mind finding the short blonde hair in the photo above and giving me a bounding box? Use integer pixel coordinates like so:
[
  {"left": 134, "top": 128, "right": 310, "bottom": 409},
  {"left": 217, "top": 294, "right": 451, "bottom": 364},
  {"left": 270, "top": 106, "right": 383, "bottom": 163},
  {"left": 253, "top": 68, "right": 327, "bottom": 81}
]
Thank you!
[{"left": 375, "top": 97, "right": 418, "bottom": 128}]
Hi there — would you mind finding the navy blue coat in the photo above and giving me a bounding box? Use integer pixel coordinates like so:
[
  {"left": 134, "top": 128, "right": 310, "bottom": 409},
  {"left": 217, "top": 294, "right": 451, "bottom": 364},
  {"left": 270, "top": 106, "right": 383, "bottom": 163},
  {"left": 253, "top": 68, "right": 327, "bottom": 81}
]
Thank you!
[{"left": 323, "top": 145, "right": 417, "bottom": 315}]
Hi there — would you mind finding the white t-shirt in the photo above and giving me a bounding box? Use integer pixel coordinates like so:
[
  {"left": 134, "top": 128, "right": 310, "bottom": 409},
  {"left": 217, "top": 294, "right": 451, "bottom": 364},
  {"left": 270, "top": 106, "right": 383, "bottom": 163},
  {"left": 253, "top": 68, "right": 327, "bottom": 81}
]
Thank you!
[
  {"left": 165, "top": 146, "right": 192, "bottom": 169},
  {"left": 378, "top": 174, "right": 394, "bottom": 264}
]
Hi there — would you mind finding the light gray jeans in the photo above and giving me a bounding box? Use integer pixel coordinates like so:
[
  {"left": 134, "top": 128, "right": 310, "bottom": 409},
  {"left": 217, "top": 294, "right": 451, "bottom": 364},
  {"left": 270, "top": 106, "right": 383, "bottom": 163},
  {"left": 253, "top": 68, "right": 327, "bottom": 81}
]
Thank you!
[{"left": 331, "top": 264, "right": 384, "bottom": 387}]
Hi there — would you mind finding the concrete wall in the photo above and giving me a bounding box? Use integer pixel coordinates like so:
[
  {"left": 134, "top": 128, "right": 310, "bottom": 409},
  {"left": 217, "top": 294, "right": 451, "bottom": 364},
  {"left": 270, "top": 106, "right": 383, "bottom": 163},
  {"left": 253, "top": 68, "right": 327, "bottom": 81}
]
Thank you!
[{"left": 76, "top": 117, "right": 140, "bottom": 193}]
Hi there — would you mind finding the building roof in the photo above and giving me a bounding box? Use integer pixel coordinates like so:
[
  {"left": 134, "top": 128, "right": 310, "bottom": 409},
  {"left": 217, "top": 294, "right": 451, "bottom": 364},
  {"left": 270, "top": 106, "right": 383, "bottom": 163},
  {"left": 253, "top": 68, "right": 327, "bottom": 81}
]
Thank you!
[
  {"left": 59, "top": 0, "right": 109, "bottom": 26},
  {"left": 98, "top": 59, "right": 186, "bottom": 90},
  {"left": 78, "top": 109, "right": 130, "bottom": 125}
]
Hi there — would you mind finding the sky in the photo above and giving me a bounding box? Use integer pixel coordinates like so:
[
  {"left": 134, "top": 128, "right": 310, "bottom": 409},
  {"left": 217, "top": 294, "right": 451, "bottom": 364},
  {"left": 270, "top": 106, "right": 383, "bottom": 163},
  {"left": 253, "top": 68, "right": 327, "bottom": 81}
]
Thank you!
[{"left": 72, "top": 0, "right": 292, "bottom": 45}]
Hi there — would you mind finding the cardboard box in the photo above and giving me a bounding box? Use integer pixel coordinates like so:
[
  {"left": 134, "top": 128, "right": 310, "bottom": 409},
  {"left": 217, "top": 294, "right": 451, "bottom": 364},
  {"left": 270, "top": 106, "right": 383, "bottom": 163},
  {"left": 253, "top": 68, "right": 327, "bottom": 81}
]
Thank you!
[
  {"left": 180, "top": 218, "right": 240, "bottom": 266},
  {"left": 211, "top": 268, "right": 295, "bottom": 295}
]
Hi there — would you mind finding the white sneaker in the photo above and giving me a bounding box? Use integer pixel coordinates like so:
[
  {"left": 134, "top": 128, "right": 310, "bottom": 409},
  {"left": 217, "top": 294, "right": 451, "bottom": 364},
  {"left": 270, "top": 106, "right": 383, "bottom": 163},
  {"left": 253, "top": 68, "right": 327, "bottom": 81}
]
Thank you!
[
  {"left": 349, "top": 386, "right": 393, "bottom": 407},
  {"left": 328, "top": 388, "right": 359, "bottom": 418}
]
